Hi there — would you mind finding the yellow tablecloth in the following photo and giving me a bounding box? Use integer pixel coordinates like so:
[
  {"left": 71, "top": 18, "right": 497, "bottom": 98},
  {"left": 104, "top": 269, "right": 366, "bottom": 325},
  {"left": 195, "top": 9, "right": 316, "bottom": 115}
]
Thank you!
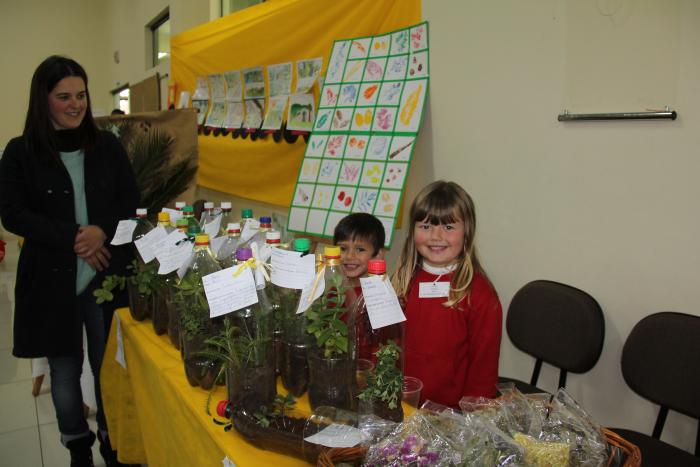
[{"left": 101, "top": 308, "right": 312, "bottom": 466}]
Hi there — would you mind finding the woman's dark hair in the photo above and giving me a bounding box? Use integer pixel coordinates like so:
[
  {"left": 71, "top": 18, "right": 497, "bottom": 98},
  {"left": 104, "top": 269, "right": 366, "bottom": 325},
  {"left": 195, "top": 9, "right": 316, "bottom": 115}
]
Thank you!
[{"left": 23, "top": 55, "right": 98, "bottom": 160}]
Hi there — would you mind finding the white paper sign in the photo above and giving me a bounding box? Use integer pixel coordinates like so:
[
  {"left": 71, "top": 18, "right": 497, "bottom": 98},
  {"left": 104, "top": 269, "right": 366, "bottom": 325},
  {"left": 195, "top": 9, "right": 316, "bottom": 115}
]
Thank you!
[
  {"left": 359, "top": 275, "right": 406, "bottom": 329},
  {"left": 304, "top": 423, "right": 368, "bottom": 448},
  {"left": 115, "top": 313, "right": 126, "bottom": 369},
  {"left": 134, "top": 226, "right": 168, "bottom": 263},
  {"left": 210, "top": 236, "right": 228, "bottom": 256},
  {"left": 202, "top": 266, "right": 258, "bottom": 318},
  {"left": 157, "top": 239, "right": 193, "bottom": 275},
  {"left": 177, "top": 252, "right": 194, "bottom": 279},
  {"left": 162, "top": 207, "right": 183, "bottom": 224},
  {"left": 222, "top": 457, "right": 236, "bottom": 467},
  {"left": 204, "top": 215, "right": 222, "bottom": 238},
  {"left": 111, "top": 219, "right": 137, "bottom": 246},
  {"left": 418, "top": 281, "right": 450, "bottom": 298},
  {"left": 241, "top": 219, "right": 260, "bottom": 242},
  {"left": 296, "top": 269, "right": 325, "bottom": 314},
  {"left": 271, "top": 249, "right": 316, "bottom": 289},
  {"left": 154, "top": 230, "right": 187, "bottom": 261}
]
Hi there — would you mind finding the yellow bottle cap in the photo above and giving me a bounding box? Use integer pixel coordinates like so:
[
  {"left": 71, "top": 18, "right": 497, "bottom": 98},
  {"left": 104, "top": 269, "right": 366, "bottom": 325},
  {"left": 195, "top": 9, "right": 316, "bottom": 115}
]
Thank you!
[
  {"left": 195, "top": 234, "right": 210, "bottom": 245},
  {"left": 158, "top": 211, "right": 170, "bottom": 222},
  {"left": 324, "top": 246, "right": 341, "bottom": 258}
]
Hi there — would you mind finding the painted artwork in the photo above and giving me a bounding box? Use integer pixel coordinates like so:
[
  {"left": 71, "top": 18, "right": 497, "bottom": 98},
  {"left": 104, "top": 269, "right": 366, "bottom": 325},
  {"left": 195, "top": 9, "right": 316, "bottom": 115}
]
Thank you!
[
  {"left": 192, "top": 99, "right": 209, "bottom": 125},
  {"left": 288, "top": 22, "right": 430, "bottom": 247},
  {"left": 224, "top": 70, "right": 243, "bottom": 101},
  {"left": 224, "top": 102, "right": 244, "bottom": 129},
  {"left": 287, "top": 93, "right": 316, "bottom": 131},
  {"left": 267, "top": 62, "right": 292, "bottom": 97},
  {"left": 242, "top": 67, "right": 265, "bottom": 99},
  {"left": 205, "top": 99, "right": 226, "bottom": 127},
  {"left": 208, "top": 74, "right": 226, "bottom": 99},
  {"left": 243, "top": 99, "right": 264, "bottom": 129},
  {"left": 261, "top": 95, "right": 288, "bottom": 130},
  {"left": 295, "top": 58, "right": 323, "bottom": 93}
]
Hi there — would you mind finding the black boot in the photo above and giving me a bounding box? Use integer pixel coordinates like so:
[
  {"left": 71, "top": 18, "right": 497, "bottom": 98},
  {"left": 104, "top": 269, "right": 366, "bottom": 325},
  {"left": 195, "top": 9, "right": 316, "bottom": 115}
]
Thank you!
[
  {"left": 65, "top": 431, "right": 96, "bottom": 467},
  {"left": 97, "top": 431, "right": 139, "bottom": 467}
]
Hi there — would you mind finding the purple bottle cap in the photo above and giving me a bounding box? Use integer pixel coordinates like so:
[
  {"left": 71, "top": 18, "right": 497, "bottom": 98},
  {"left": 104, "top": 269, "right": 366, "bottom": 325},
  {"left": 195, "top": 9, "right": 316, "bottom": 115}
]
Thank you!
[{"left": 235, "top": 247, "right": 253, "bottom": 261}]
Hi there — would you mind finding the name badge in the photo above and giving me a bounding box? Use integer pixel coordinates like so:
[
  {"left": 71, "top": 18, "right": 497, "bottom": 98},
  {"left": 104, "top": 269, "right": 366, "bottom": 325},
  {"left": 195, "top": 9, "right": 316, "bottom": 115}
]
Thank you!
[{"left": 419, "top": 282, "right": 450, "bottom": 298}]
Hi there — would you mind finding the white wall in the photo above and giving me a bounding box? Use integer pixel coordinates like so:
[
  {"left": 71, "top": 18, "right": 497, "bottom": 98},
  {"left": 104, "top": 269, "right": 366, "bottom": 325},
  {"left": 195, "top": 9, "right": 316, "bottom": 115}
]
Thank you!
[
  {"left": 420, "top": 0, "right": 700, "bottom": 452},
  {"left": 0, "top": 0, "right": 110, "bottom": 145}
]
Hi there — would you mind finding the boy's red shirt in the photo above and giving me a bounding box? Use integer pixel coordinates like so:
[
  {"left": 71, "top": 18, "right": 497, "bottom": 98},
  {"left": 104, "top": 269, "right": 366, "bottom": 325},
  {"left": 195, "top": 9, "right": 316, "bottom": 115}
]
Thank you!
[{"left": 403, "top": 268, "right": 502, "bottom": 407}]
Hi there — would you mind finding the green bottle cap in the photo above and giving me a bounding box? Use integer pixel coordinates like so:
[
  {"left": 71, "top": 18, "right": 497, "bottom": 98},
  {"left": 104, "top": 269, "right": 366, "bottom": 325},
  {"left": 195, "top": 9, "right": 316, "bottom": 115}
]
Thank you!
[
  {"left": 176, "top": 218, "right": 188, "bottom": 227},
  {"left": 183, "top": 205, "right": 194, "bottom": 213},
  {"left": 241, "top": 208, "right": 253, "bottom": 219},
  {"left": 293, "top": 238, "right": 310, "bottom": 252}
]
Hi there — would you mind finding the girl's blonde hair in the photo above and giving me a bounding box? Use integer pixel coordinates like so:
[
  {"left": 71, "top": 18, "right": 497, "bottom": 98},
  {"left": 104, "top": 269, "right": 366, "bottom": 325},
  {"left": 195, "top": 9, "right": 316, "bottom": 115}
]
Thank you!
[{"left": 392, "top": 180, "right": 484, "bottom": 308}]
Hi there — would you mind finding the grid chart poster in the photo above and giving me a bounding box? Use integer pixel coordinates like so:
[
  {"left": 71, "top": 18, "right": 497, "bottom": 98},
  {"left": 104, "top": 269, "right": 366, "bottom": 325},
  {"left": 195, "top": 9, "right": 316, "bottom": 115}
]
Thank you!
[{"left": 287, "top": 22, "right": 429, "bottom": 247}]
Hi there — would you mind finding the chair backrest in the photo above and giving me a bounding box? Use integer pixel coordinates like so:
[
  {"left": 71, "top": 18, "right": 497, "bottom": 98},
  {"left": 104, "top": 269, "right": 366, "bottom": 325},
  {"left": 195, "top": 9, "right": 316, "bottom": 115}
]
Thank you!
[
  {"left": 506, "top": 280, "right": 605, "bottom": 375},
  {"left": 621, "top": 311, "right": 700, "bottom": 422}
]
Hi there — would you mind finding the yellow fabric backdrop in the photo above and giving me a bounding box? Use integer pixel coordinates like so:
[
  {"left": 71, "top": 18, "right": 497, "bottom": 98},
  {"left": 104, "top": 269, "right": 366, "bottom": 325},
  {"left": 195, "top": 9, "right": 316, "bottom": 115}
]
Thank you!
[{"left": 171, "top": 0, "right": 421, "bottom": 207}]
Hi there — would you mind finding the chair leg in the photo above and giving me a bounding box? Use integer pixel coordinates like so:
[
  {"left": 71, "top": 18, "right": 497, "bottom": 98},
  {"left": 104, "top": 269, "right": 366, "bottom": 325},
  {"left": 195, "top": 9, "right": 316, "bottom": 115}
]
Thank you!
[
  {"left": 652, "top": 406, "right": 668, "bottom": 439},
  {"left": 530, "top": 359, "right": 543, "bottom": 387},
  {"left": 31, "top": 375, "right": 44, "bottom": 397},
  {"left": 558, "top": 369, "right": 568, "bottom": 389}
]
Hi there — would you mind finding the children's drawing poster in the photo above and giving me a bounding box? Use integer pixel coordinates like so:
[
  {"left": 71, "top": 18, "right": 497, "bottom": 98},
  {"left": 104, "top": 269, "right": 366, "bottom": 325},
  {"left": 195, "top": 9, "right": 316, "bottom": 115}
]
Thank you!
[
  {"left": 205, "top": 99, "right": 226, "bottom": 128},
  {"left": 287, "top": 22, "right": 429, "bottom": 248},
  {"left": 262, "top": 95, "right": 288, "bottom": 130},
  {"left": 224, "top": 70, "right": 243, "bottom": 101},
  {"left": 268, "top": 62, "right": 293, "bottom": 97},
  {"left": 286, "top": 93, "right": 316, "bottom": 131},
  {"left": 242, "top": 67, "right": 266, "bottom": 99},
  {"left": 295, "top": 58, "right": 323, "bottom": 93}
]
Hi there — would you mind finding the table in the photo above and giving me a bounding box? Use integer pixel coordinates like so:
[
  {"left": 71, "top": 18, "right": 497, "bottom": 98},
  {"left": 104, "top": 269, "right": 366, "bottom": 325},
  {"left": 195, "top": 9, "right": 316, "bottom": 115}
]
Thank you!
[{"left": 101, "top": 308, "right": 312, "bottom": 466}]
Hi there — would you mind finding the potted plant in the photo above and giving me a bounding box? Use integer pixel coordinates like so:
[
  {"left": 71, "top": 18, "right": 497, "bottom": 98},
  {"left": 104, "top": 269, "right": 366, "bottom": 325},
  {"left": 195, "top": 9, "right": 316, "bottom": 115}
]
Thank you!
[
  {"left": 305, "top": 249, "right": 356, "bottom": 411},
  {"left": 176, "top": 270, "right": 218, "bottom": 389},
  {"left": 126, "top": 259, "right": 156, "bottom": 321},
  {"left": 358, "top": 341, "right": 404, "bottom": 422}
]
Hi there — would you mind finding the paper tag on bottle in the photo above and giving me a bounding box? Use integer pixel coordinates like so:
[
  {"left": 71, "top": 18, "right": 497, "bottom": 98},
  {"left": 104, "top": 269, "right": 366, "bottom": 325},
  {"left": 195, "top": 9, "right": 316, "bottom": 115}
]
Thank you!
[
  {"left": 134, "top": 226, "right": 168, "bottom": 263},
  {"left": 156, "top": 235, "right": 193, "bottom": 275},
  {"left": 222, "top": 457, "right": 236, "bottom": 467},
  {"left": 115, "top": 313, "right": 126, "bottom": 369},
  {"left": 203, "top": 215, "right": 222, "bottom": 238},
  {"left": 241, "top": 219, "right": 260, "bottom": 242},
  {"left": 304, "top": 423, "right": 368, "bottom": 448},
  {"left": 418, "top": 281, "right": 450, "bottom": 298},
  {"left": 271, "top": 248, "right": 316, "bottom": 289},
  {"left": 177, "top": 252, "right": 193, "bottom": 279},
  {"left": 202, "top": 266, "right": 258, "bottom": 318},
  {"left": 111, "top": 219, "right": 138, "bottom": 245},
  {"left": 359, "top": 275, "right": 406, "bottom": 329},
  {"left": 162, "top": 207, "right": 183, "bottom": 224},
  {"left": 296, "top": 269, "right": 325, "bottom": 314}
]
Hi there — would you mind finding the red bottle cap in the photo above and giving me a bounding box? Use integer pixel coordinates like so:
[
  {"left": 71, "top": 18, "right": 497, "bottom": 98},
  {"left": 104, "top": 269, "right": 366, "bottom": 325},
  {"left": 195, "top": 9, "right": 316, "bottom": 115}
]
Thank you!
[
  {"left": 368, "top": 259, "right": 386, "bottom": 275},
  {"left": 216, "top": 400, "right": 231, "bottom": 418}
]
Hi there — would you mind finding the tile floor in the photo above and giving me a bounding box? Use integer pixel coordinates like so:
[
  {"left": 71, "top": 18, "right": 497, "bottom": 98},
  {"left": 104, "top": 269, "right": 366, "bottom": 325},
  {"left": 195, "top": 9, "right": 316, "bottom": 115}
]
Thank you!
[{"left": 0, "top": 229, "right": 106, "bottom": 466}]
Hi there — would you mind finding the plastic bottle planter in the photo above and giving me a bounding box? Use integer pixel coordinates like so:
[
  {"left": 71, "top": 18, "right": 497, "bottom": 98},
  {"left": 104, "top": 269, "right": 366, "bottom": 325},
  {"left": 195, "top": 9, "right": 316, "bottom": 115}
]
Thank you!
[
  {"left": 281, "top": 341, "right": 309, "bottom": 397},
  {"left": 127, "top": 280, "right": 152, "bottom": 321},
  {"left": 182, "top": 332, "right": 217, "bottom": 389},
  {"left": 165, "top": 287, "right": 182, "bottom": 350},
  {"left": 307, "top": 350, "right": 356, "bottom": 411},
  {"left": 151, "top": 283, "right": 169, "bottom": 335}
]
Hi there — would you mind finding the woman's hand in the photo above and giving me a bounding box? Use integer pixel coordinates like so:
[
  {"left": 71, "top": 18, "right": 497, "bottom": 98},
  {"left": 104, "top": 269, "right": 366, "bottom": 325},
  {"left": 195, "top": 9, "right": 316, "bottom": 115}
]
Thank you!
[
  {"left": 74, "top": 225, "right": 107, "bottom": 257},
  {"left": 84, "top": 246, "right": 111, "bottom": 272}
]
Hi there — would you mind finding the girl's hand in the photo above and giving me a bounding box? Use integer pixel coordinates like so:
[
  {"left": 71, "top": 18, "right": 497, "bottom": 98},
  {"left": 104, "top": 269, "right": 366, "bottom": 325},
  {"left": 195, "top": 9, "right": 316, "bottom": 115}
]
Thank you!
[
  {"left": 84, "top": 246, "right": 111, "bottom": 272},
  {"left": 74, "top": 225, "right": 107, "bottom": 257}
]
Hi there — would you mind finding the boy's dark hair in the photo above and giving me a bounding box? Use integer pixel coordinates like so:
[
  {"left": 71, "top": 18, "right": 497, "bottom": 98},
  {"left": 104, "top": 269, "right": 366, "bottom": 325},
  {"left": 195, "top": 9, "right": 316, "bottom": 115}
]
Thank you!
[{"left": 333, "top": 213, "right": 385, "bottom": 255}]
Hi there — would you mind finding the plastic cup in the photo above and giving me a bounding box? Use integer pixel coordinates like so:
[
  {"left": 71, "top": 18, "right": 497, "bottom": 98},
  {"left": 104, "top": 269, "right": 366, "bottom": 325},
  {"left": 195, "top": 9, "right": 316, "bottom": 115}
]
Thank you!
[
  {"left": 402, "top": 376, "right": 423, "bottom": 407},
  {"left": 356, "top": 358, "right": 374, "bottom": 390}
]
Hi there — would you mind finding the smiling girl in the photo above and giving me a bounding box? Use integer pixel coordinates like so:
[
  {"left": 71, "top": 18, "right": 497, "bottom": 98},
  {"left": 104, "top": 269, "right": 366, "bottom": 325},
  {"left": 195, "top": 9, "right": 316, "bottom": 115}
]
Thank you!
[{"left": 392, "top": 181, "right": 502, "bottom": 407}]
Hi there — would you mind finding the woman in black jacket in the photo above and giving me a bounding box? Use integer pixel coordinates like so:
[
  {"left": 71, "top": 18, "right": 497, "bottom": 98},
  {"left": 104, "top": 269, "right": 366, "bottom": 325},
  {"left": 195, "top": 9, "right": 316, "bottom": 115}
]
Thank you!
[{"left": 0, "top": 56, "right": 139, "bottom": 466}]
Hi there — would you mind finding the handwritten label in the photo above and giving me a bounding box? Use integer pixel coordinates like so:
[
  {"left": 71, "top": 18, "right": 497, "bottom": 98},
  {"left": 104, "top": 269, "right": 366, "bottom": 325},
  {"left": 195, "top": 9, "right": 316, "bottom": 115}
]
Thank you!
[
  {"left": 177, "top": 252, "right": 193, "bottom": 279},
  {"left": 418, "top": 281, "right": 450, "bottom": 298},
  {"left": 134, "top": 226, "right": 168, "bottom": 263},
  {"left": 110, "top": 219, "right": 137, "bottom": 246},
  {"left": 162, "top": 207, "right": 183, "bottom": 224},
  {"left": 271, "top": 248, "right": 316, "bottom": 289},
  {"left": 359, "top": 275, "right": 406, "bottom": 329},
  {"left": 241, "top": 219, "right": 260, "bottom": 242},
  {"left": 115, "top": 313, "right": 126, "bottom": 369},
  {"left": 296, "top": 269, "right": 325, "bottom": 314},
  {"left": 156, "top": 232, "right": 193, "bottom": 275},
  {"left": 203, "top": 215, "right": 222, "bottom": 238},
  {"left": 202, "top": 267, "right": 258, "bottom": 318},
  {"left": 304, "top": 423, "right": 368, "bottom": 448}
]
